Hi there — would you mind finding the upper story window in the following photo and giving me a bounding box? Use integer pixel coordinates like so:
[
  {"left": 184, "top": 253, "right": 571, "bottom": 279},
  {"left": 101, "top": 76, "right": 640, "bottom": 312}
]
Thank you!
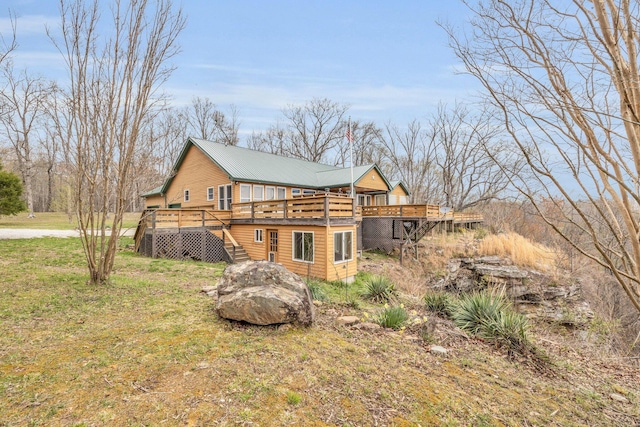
[
  {"left": 240, "top": 184, "right": 251, "bottom": 203},
  {"left": 277, "top": 187, "right": 286, "bottom": 199},
  {"left": 184, "top": 189, "right": 190, "bottom": 202},
  {"left": 253, "top": 185, "right": 264, "bottom": 201},
  {"left": 207, "top": 187, "right": 214, "bottom": 201},
  {"left": 265, "top": 186, "right": 275, "bottom": 200},
  {"left": 218, "top": 184, "right": 232, "bottom": 210}
]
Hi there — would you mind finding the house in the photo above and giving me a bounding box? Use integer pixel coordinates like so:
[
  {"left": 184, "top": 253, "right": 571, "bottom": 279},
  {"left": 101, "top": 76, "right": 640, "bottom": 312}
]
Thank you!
[{"left": 136, "top": 137, "right": 481, "bottom": 282}]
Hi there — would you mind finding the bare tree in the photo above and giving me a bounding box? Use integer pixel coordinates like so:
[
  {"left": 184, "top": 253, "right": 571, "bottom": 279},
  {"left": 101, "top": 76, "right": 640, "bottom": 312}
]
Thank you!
[
  {"left": 185, "top": 97, "right": 239, "bottom": 145},
  {"left": 446, "top": 0, "right": 640, "bottom": 313},
  {"left": 52, "top": 0, "right": 185, "bottom": 285},
  {"left": 250, "top": 98, "right": 348, "bottom": 164},
  {"left": 0, "top": 65, "right": 53, "bottom": 218},
  {"left": 428, "top": 103, "right": 517, "bottom": 211},
  {"left": 334, "top": 119, "right": 385, "bottom": 168},
  {"left": 0, "top": 11, "right": 16, "bottom": 72},
  {"left": 379, "top": 120, "right": 439, "bottom": 203}
]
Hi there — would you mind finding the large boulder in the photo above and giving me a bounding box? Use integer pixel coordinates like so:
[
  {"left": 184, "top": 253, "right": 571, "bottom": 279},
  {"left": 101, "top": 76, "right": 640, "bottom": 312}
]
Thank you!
[{"left": 216, "top": 261, "right": 315, "bottom": 326}]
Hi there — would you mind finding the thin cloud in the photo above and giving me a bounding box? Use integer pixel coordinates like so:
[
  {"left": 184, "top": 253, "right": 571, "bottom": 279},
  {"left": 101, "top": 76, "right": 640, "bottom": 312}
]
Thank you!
[{"left": 0, "top": 14, "right": 57, "bottom": 35}]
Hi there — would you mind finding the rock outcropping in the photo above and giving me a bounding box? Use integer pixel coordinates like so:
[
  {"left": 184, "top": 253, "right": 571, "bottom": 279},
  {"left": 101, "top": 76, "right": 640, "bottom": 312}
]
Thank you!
[
  {"left": 216, "top": 261, "right": 315, "bottom": 326},
  {"left": 438, "top": 256, "right": 593, "bottom": 326}
]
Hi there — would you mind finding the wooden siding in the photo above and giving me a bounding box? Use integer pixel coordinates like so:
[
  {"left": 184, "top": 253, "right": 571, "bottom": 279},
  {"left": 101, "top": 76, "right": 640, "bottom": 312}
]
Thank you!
[
  {"left": 164, "top": 145, "right": 231, "bottom": 208},
  {"left": 231, "top": 224, "right": 329, "bottom": 280},
  {"left": 390, "top": 184, "right": 409, "bottom": 198},
  {"left": 355, "top": 168, "right": 390, "bottom": 192},
  {"left": 144, "top": 194, "right": 164, "bottom": 208},
  {"left": 325, "top": 224, "right": 358, "bottom": 282}
]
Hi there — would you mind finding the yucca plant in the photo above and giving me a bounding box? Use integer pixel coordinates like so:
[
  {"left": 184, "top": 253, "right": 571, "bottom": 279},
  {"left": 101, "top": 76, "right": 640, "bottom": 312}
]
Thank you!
[
  {"left": 423, "top": 290, "right": 455, "bottom": 317},
  {"left": 452, "top": 291, "right": 510, "bottom": 335},
  {"left": 362, "top": 274, "right": 396, "bottom": 303},
  {"left": 375, "top": 305, "right": 409, "bottom": 329},
  {"left": 452, "top": 290, "right": 532, "bottom": 354}
]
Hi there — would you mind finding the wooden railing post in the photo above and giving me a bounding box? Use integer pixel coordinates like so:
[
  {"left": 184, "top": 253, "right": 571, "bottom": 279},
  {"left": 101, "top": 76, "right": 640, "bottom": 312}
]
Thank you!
[
  {"left": 324, "top": 195, "right": 330, "bottom": 224},
  {"left": 283, "top": 200, "right": 288, "bottom": 219},
  {"left": 201, "top": 210, "right": 205, "bottom": 227}
]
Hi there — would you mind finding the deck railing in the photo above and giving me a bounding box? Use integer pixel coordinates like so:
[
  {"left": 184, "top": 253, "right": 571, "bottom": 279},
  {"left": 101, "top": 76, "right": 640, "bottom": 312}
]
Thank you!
[
  {"left": 361, "top": 204, "right": 454, "bottom": 219},
  {"left": 147, "top": 208, "right": 231, "bottom": 229},
  {"left": 141, "top": 198, "right": 483, "bottom": 229},
  {"left": 232, "top": 195, "right": 355, "bottom": 220}
]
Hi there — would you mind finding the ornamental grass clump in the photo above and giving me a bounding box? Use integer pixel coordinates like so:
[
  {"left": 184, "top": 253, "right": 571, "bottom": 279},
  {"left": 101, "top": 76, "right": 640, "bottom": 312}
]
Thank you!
[
  {"left": 362, "top": 274, "right": 396, "bottom": 303},
  {"left": 452, "top": 290, "right": 533, "bottom": 356},
  {"left": 423, "top": 290, "right": 456, "bottom": 317},
  {"left": 376, "top": 305, "right": 409, "bottom": 330},
  {"left": 306, "top": 279, "right": 328, "bottom": 302}
]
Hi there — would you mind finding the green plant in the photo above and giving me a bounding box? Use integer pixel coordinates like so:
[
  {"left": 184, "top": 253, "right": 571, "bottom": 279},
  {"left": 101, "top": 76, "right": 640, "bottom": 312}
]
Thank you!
[
  {"left": 423, "top": 290, "right": 455, "bottom": 317},
  {"left": 375, "top": 305, "right": 409, "bottom": 330},
  {"left": 306, "top": 279, "right": 328, "bottom": 302},
  {"left": 452, "top": 291, "right": 531, "bottom": 354},
  {"left": 286, "top": 390, "right": 302, "bottom": 405},
  {"left": 362, "top": 275, "right": 396, "bottom": 303}
]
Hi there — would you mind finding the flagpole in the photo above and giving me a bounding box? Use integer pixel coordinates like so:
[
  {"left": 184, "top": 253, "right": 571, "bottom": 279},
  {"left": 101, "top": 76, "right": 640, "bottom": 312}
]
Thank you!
[{"left": 348, "top": 117, "right": 354, "bottom": 199}]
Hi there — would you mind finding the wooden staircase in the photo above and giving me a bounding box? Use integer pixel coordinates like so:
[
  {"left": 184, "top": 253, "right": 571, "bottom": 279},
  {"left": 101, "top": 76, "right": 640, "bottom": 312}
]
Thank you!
[{"left": 221, "top": 229, "right": 251, "bottom": 263}]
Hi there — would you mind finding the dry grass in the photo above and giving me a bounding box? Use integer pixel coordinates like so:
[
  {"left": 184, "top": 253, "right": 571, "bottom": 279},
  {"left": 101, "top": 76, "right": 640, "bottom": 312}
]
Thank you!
[
  {"left": 478, "top": 232, "right": 557, "bottom": 272},
  {"left": 1, "top": 237, "right": 639, "bottom": 426}
]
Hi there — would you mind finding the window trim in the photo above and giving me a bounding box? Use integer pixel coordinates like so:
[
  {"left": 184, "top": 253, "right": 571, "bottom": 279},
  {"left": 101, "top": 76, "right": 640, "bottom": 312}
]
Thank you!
[
  {"left": 277, "top": 187, "right": 286, "bottom": 199},
  {"left": 240, "top": 184, "right": 252, "bottom": 203},
  {"left": 292, "top": 230, "right": 314, "bottom": 263},
  {"left": 254, "top": 228, "right": 263, "bottom": 243},
  {"left": 218, "top": 184, "right": 233, "bottom": 210},
  {"left": 265, "top": 186, "right": 276, "bottom": 200},
  {"left": 206, "top": 187, "right": 214, "bottom": 201},
  {"left": 253, "top": 184, "right": 264, "bottom": 202},
  {"left": 333, "top": 231, "right": 354, "bottom": 263}
]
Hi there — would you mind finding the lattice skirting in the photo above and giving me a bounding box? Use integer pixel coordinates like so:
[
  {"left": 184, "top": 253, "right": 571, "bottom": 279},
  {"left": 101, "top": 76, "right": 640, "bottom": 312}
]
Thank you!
[
  {"left": 361, "top": 217, "right": 402, "bottom": 253},
  {"left": 138, "top": 228, "right": 230, "bottom": 263}
]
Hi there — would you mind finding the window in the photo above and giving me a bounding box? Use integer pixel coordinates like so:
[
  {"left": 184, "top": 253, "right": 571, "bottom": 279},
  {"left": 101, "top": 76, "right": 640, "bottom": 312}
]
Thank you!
[
  {"left": 207, "top": 187, "right": 214, "bottom": 201},
  {"left": 218, "top": 184, "right": 232, "bottom": 210},
  {"left": 303, "top": 189, "right": 315, "bottom": 195},
  {"left": 265, "top": 186, "right": 275, "bottom": 200},
  {"left": 253, "top": 185, "right": 264, "bottom": 201},
  {"left": 277, "top": 187, "right": 286, "bottom": 199},
  {"left": 357, "top": 195, "right": 372, "bottom": 206},
  {"left": 293, "top": 231, "right": 314, "bottom": 263},
  {"left": 254, "top": 229, "right": 263, "bottom": 243},
  {"left": 375, "top": 194, "right": 386, "bottom": 206},
  {"left": 292, "top": 188, "right": 301, "bottom": 197},
  {"left": 334, "top": 231, "right": 353, "bottom": 263},
  {"left": 240, "top": 184, "right": 251, "bottom": 203},
  {"left": 184, "top": 189, "right": 190, "bottom": 202}
]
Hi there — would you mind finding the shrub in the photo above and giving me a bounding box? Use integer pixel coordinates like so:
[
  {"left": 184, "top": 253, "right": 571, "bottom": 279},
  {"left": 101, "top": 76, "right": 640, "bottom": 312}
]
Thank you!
[
  {"left": 423, "top": 290, "right": 455, "bottom": 317},
  {"left": 376, "top": 305, "right": 409, "bottom": 329},
  {"left": 362, "top": 275, "right": 396, "bottom": 303},
  {"left": 286, "top": 391, "right": 301, "bottom": 405},
  {"left": 452, "top": 291, "right": 530, "bottom": 352}
]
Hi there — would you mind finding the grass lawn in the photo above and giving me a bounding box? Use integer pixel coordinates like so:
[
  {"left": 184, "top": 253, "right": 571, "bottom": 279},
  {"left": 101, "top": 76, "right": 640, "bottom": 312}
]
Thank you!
[
  {"left": 0, "top": 237, "right": 638, "bottom": 426},
  {"left": 0, "top": 212, "right": 142, "bottom": 230}
]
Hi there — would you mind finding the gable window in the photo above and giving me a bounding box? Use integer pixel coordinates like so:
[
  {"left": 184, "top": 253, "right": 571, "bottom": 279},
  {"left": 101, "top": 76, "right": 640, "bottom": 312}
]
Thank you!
[
  {"left": 277, "top": 187, "right": 286, "bottom": 199},
  {"left": 253, "top": 185, "right": 264, "bottom": 201},
  {"left": 240, "top": 184, "right": 251, "bottom": 203},
  {"left": 184, "top": 189, "right": 190, "bottom": 202},
  {"left": 218, "top": 184, "right": 232, "bottom": 210},
  {"left": 254, "top": 229, "right": 263, "bottom": 243},
  {"left": 334, "top": 231, "right": 353, "bottom": 263},
  {"left": 293, "top": 231, "right": 314, "bottom": 263},
  {"left": 207, "top": 187, "right": 214, "bottom": 201},
  {"left": 265, "top": 186, "right": 275, "bottom": 200}
]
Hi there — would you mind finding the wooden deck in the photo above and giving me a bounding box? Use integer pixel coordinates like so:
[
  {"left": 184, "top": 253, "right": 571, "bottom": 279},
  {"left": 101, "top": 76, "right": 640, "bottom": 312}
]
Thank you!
[{"left": 138, "top": 196, "right": 483, "bottom": 229}]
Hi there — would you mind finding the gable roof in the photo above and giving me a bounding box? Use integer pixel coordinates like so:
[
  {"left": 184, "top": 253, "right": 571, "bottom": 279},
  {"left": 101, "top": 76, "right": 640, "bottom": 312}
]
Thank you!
[
  {"left": 153, "top": 137, "right": 392, "bottom": 195},
  {"left": 389, "top": 180, "right": 411, "bottom": 196}
]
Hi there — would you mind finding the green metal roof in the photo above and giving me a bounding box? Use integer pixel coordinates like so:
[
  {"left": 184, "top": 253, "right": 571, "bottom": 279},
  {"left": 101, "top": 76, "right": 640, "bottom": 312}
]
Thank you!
[{"left": 149, "top": 138, "right": 394, "bottom": 195}]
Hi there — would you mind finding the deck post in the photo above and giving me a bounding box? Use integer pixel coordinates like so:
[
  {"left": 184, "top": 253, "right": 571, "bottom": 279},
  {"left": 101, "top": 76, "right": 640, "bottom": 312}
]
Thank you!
[
  {"left": 201, "top": 210, "right": 205, "bottom": 227},
  {"left": 352, "top": 197, "right": 356, "bottom": 218},
  {"left": 324, "top": 196, "right": 330, "bottom": 225},
  {"left": 283, "top": 200, "right": 288, "bottom": 219}
]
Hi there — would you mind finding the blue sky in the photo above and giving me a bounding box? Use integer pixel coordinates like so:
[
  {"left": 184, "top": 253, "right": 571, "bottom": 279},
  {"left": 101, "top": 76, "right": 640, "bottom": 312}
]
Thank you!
[{"left": 2, "top": 0, "right": 480, "bottom": 140}]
